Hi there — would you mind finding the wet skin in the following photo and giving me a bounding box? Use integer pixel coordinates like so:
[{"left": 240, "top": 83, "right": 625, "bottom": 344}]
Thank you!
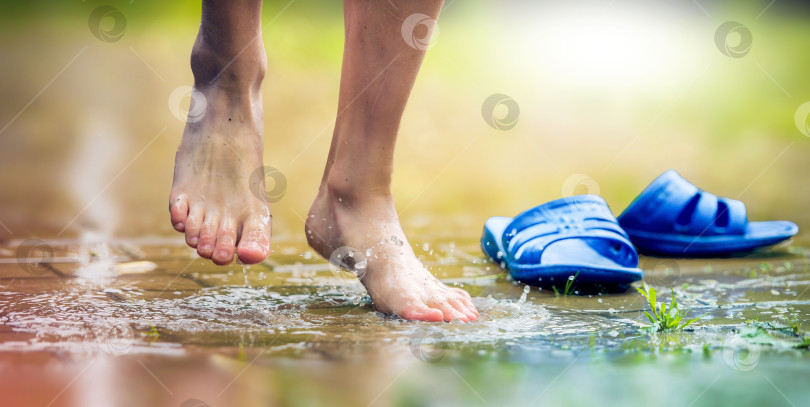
[{"left": 169, "top": 0, "right": 478, "bottom": 322}]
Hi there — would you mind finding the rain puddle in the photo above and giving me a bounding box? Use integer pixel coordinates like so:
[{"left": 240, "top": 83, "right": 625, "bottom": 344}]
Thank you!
[{"left": 1, "top": 235, "right": 809, "bottom": 406}]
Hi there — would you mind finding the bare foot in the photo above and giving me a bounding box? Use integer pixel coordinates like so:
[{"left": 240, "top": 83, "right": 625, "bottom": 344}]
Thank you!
[
  {"left": 169, "top": 41, "right": 271, "bottom": 265},
  {"left": 306, "top": 186, "right": 479, "bottom": 322}
]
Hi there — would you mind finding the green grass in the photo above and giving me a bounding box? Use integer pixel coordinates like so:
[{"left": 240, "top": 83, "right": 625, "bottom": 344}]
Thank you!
[
  {"left": 145, "top": 321, "right": 160, "bottom": 342},
  {"left": 786, "top": 310, "right": 803, "bottom": 337},
  {"left": 636, "top": 283, "right": 706, "bottom": 332},
  {"left": 552, "top": 272, "right": 579, "bottom": 296}
]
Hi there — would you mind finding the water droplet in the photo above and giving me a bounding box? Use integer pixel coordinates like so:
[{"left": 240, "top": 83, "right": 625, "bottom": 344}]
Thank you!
[
  {"left": 365, "top": 248, "right": 372, "bottom": 257},
  {"left": 390, "top": 235, "right": 397, "bottom": 243},
  {"left": 517, "top": 285, "right": 530, "bottom": 304},
  {"left": 568, "top": 275, "right": 576, "bottom": 281},
  {"left": 422, "top": 243, "right": 430, "bottom": 251},
  {"left": 396, "top": 240, "right": 403, "bottom": 247}
]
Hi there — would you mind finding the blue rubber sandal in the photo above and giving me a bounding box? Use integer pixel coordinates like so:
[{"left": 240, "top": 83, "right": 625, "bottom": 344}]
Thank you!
[
  {"left": 617, "top": 170, "right": 799, "bottom": 256},
  {"left": 481, "top": 195, "right": 642, "bottom": 293}
]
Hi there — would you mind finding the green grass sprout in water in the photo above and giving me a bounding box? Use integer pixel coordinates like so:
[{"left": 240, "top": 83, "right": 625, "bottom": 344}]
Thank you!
[
  {"left": 552, "top": 272, "right": 579, "bottom": 296},
  {"left": 636, "top": 283, "right": 706, "bottom": 332}
]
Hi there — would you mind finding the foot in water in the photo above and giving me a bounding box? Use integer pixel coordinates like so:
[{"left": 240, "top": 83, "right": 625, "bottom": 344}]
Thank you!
[
  {"left": 304, "top": 0, "right": 478, "bottom": 322},
  {"left": 169, "top": 9, "right": 271, "bottom": 266},
  {"left": 306, "top": 184, "right": 479, "bottom": 323}
]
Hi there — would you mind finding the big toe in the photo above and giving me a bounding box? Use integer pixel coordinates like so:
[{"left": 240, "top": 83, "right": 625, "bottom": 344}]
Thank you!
[{"left": 236, "top": 217, "right": 271, "bottom": 264}]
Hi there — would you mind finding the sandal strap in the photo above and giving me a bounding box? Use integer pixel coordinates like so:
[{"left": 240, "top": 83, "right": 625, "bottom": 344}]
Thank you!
[
  {"left": 619, "top": 170, "right": 748, "bottom": 236},
  {"left": 502, "top": 195, "right": 637, "bottom": 266}
]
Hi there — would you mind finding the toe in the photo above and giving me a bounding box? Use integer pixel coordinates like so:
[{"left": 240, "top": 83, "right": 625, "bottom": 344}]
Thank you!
[
  {"left": 453, "top": 287, "right": 473, "bottom": 302},
  {"left": 212, "top": 218, "right": 237, "bottom": 265},
  {"left": 453, "top": 289, "right": 479, "bottom": 318},
  {"left": 449, "top": 297, "right": 477, "bottom": 322},
  {"left": 196, "top": 213, "right": 220, "bottom": 259},
  {"left": 236, "top": 215, "right": 271, "bottom": 264},
  {"left": 399, "top": 303, "right": 445, "bottom": 322},
  {"left": 429, "top": 298, "right": 469, "bottom": 323},
  {"left": 184, "top": 205, "right": 204, "bottom": 248},
  {"left": 170, "top": 194, "right": 189, "bottom": 232}
]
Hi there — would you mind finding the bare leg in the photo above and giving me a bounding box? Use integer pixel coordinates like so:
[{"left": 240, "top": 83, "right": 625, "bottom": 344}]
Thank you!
[
  {"left": 306, "top": 0, "right": 479, "bottom": 322},
  {"left": 169, "top": 0, "right": 271, "bottom": 265}
]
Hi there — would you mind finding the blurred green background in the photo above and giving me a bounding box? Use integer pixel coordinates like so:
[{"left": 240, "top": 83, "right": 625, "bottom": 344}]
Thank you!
[{"left": 1, "top": 0, "right": 809, "bottom": 242}]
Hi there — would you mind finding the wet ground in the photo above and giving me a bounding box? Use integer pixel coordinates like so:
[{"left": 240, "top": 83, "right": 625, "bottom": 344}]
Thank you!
[
  {"left": 3, "top": 1, "right": 810, "bottom": 406},
  {"left": 1, "top": 232, "right": 808, "bottom": 407}
]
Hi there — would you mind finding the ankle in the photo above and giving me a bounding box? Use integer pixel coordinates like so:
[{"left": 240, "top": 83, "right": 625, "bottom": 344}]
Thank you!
[
  {"left": 324, "top": 168, "right": 393, "bottom": 205},
  {"left": 190, "top": 36, "right": 266, "bottom": 91}
]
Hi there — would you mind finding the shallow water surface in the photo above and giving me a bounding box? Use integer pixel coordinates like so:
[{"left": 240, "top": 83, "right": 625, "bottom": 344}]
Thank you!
[{"left": 1, "top": 235, "right": 809, "bottom": 406}]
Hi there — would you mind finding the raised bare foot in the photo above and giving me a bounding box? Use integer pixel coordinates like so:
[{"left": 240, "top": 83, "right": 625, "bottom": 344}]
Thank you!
[
  {"left": 169, "top": 39, "right": 271, "bottom": 266},
  {"left": 306, "top": 185, "right": 479, "bottom": 322}
]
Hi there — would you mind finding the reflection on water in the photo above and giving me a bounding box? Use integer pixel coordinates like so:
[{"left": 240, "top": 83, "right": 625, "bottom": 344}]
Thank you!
[
  {"left": 1, "top": 236, "right": 808, "bottom": 356},
  {"left": 1, "top": 236, "right": 809, "bottom": 407}
]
